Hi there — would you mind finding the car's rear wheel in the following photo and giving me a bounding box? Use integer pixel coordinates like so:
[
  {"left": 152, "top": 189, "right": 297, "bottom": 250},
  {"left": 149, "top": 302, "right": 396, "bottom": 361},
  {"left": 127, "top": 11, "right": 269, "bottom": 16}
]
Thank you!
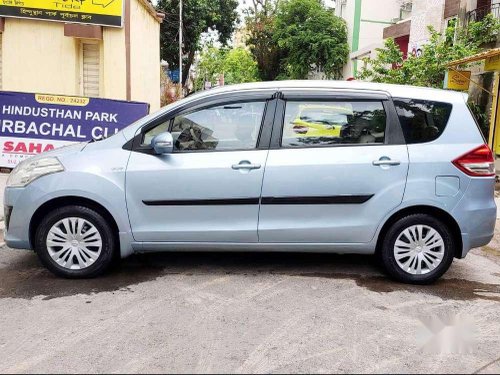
[
  {"left": 380, "top": 214, "right": 455, "bottom": 284},
  {"left": 34, "top": 205, "right": 115, "bottom": 278}
]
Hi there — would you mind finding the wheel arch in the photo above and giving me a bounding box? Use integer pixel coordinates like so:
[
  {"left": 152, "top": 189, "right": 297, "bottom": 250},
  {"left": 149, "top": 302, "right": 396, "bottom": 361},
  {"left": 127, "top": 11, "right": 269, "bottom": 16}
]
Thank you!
[
  {"left": 375, "top": 205, "right": 463, "bottom": 259},
  {"left": 29, "top": 196, "right": 120, "bottom": 253}
]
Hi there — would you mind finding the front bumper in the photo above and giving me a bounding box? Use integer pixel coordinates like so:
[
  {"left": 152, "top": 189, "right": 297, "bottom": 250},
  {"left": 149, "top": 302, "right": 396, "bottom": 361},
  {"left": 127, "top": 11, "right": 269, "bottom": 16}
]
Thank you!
[{"left": 4, "top": 186, "right": 36, "bottom": 250}]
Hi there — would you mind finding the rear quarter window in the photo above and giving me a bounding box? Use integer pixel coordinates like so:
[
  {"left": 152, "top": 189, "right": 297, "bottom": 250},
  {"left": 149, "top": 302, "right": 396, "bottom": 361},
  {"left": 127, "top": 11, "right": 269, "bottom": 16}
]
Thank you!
[{"left": 394, "top": 99, "right": 452, "bottom": 144}]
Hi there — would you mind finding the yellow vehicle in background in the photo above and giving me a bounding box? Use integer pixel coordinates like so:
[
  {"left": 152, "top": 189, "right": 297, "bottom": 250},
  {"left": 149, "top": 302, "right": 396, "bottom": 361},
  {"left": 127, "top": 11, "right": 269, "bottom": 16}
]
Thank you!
[{"left": 290, "top": 104, "right": 353, "bottom": 138}]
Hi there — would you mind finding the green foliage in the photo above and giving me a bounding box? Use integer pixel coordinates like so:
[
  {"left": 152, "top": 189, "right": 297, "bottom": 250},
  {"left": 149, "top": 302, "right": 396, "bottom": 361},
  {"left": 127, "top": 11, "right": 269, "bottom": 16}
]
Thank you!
[
  {"left": 359, "top": 14, "right": 500, "bottom": 88},
  {"left": 468, "top": 100, "right": 489, "bottom": 139},
  {"left": 156, "top": 0, "right": 239, "bottom": 85},
  {"left": 273, "top": 0, "right": 349, "bottom": 79},
  {"left": 244, "top": 0, "right": 348, "bottom": 80},
  {"left": 223, "top": 48, "right": 261, "bottom": 84},
  {"left": 195, "top": 47, "right": 260, "bottom": 90},
  {"left": 466, "top": 13, "right": 500, "bottom": 46},
  {"left": 244, "top": 0, "right": 283, "bottom": 81}
]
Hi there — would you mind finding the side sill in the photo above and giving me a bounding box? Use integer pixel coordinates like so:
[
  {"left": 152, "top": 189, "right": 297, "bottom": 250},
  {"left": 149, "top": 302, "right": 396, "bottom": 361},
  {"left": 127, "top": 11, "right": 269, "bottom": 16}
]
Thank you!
[{"left": 131, "top": 242, "right": 376, "bottom": 255}]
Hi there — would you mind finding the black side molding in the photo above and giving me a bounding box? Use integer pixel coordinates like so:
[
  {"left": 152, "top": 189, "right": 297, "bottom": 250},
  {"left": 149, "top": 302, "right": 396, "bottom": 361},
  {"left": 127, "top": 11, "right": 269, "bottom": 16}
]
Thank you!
[
  {"left": 142, "top": 195, "right": 374, "bottom": 206},
  {"left": 261, "top": 195, "right": 374, "bottom": 205},
  {"left": 143, "top": 198, "right": 260, "bottom": 206}
]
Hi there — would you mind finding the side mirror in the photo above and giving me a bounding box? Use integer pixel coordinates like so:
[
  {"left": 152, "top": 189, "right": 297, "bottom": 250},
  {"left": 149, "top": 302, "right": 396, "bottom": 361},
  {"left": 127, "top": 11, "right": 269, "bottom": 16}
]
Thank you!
[{"left": 151, "top": 132, "right": 174, "bottom": 155}]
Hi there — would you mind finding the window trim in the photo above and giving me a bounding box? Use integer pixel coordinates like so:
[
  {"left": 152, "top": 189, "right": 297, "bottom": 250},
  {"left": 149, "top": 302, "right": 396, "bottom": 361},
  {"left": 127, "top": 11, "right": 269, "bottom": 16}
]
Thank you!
[
  {"left": 128, "top": 91, "right": 278, "bottom": 155},
  {"left": 270, "top": 94, "right": 405, "bottom": 150}
]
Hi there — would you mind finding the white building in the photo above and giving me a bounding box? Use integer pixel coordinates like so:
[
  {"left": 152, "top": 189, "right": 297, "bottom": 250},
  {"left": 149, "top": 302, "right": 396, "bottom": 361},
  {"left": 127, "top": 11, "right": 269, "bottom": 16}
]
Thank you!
[{"left": 335, "top": 0, "right": 411, "bottom": 79}]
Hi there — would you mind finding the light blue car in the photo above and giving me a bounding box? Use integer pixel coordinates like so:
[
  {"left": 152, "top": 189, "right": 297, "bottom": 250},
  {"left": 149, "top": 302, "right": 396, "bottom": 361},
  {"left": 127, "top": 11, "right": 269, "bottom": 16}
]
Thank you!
[{"left": 3, "top": 81, "right": 497, "bottom": 284}]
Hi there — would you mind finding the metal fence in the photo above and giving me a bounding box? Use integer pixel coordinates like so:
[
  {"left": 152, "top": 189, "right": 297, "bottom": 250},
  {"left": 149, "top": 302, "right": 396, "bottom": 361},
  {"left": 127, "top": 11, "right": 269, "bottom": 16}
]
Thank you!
[{"left": 466, "top": 3, "right": 500, "bottom": 25}]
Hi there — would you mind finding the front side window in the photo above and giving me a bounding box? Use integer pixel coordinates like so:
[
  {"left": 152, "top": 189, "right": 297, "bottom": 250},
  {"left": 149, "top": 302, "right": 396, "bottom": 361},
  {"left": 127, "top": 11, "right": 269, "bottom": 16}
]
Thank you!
[
  {"left": 143, "top": 120, "right": 169, "bottom": 146},
  {"left": 281, "top": 101, "right": 387, "bottom": 147},
  {"left": 170, "top": 101, "right": 266, "bottom": 152},
  {"left": 394, "top": 99, "right": 452, "bottom": 144}
]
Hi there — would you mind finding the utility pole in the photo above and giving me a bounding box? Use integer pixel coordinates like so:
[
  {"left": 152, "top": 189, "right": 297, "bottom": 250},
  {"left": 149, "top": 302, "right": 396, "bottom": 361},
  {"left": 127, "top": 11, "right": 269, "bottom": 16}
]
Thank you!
[{"left": 179, "top": 0, "right": 183, "bottom": 97}]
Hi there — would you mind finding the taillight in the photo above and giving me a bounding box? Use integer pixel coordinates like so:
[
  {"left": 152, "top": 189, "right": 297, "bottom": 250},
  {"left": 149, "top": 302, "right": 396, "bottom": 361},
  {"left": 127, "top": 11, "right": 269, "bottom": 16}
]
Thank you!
[{"left": 452, "top": 144, "right": 495, "bottom": 177}]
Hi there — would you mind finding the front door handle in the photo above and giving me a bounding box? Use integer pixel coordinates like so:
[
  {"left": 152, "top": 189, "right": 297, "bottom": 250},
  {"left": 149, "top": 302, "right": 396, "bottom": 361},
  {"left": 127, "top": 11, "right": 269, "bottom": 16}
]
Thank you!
[
  {"left": 232, "top": 161, "right": 262, "bottom": 170},
  {"left": 373, "top": 158, "right": 401, "bottom": 167}
]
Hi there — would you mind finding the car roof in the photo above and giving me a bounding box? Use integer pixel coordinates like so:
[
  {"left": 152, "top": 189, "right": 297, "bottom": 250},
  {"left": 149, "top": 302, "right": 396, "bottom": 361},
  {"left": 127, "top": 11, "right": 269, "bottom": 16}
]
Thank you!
[{"left": 186, "top": 80, "right": 466, "bottom": 104}]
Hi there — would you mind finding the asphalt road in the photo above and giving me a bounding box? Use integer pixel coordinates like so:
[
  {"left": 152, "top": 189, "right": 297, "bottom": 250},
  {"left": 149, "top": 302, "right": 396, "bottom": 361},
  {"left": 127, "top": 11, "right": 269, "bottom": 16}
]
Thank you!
[{"left": 0, "top": 233, "right": 499, "bottom": 373}]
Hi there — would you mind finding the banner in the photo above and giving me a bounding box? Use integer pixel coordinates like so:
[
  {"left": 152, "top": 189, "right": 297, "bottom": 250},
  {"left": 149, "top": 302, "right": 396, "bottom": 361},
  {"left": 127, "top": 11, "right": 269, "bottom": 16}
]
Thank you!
[
  {"left": 485, "top": 55, "right": 500, "bottom": 72},
  {"left": 0, "top": 91, "right": 149, "bottom": 167},
  {"left": 0, "top": 0, "right": 124, "bottom": 27}
]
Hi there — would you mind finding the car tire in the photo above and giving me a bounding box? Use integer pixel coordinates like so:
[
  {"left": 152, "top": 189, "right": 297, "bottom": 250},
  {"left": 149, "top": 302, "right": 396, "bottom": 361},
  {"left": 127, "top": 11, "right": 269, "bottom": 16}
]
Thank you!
[
  {"left": 34, "top": 205, "right": 116, "bottom": 278},
  {"left": 380, "top": 214, "right": 455, "bottom": 284}
]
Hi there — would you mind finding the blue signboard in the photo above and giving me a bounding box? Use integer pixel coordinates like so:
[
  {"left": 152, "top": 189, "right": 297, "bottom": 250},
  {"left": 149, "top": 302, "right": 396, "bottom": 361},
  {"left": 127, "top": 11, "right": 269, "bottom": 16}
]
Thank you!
[
  {"left": 0, "top": 91, "right": 149, "bottom": 167},
  {"left": 168, "top": 69, "right": 180, "bottom": 83}
]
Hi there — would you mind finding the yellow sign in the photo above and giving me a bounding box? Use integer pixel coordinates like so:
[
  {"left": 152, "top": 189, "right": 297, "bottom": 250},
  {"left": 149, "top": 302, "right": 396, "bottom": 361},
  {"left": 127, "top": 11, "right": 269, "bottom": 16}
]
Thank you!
[
  {"left": 446, "top": 70, "right": 471, "bottom": 91},
  {"left": 485, "top": 55, "right": 500, "bottom": 72},
  {"left": 0, "top": 0, "right": 123, "bottom": 27},
  {"left": 35, "top": 94, "right": 90, "bottom": 107}
]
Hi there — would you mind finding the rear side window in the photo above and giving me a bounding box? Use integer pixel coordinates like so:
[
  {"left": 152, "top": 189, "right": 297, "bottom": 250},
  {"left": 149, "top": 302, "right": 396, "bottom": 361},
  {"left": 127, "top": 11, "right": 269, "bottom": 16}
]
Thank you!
[
  {"left": 281, "top": 100, "right": 387, "bottom": 147},
  {"left": 394, "top": 99, "right": 452, "bottom": 144}
]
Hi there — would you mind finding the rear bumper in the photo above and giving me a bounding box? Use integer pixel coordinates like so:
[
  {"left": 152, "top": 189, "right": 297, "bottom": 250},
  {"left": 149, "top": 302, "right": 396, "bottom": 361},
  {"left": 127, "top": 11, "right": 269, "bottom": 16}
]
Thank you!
[{"left": 452, "top": 177, "right": 496, "bottom": 258}]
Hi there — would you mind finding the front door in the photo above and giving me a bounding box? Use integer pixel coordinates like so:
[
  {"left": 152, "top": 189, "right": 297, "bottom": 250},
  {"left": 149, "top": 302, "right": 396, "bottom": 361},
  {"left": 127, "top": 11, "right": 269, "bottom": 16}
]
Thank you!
[
  {"left": 126, "top": 96, "right": 276, "bottom": 242},
  {"left": 258, "top": 93, "right": 409, "bottom": 243}
]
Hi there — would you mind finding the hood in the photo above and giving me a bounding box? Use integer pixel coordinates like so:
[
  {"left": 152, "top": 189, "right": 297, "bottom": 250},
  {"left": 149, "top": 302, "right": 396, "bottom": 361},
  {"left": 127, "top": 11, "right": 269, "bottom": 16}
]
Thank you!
[{"left": 24, "top": 142, "right": 87, "bottom": 162}]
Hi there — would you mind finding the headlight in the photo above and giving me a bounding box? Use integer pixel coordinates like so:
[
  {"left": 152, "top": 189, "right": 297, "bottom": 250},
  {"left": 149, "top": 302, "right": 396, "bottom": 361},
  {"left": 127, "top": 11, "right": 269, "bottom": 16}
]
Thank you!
[{"left": 7, "top": 157, "right": 65, "bottom": 188}]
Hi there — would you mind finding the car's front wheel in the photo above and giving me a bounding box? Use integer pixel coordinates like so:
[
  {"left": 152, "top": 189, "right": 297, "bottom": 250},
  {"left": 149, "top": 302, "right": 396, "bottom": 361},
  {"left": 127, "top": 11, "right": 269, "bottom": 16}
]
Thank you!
[
  {"left": 380, "top": 214, "right": 455, "bottom": 284},
  {"left": 34, "top": 205, "right": 116, "bottom": 278}
]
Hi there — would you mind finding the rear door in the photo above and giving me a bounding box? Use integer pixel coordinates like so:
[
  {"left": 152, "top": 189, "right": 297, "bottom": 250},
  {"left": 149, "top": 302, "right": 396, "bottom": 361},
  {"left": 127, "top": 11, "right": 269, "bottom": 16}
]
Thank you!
[{"left": 258, "top": 90, "right": 409, "bottom": 243}]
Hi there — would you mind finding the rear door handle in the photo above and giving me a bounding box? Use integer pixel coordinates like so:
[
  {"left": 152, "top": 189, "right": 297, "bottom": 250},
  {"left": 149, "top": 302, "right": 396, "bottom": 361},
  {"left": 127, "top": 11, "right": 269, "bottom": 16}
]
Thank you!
[
  {"left": 232, "top": 161, "right": 262, "bottom": 170},
  {"left": 373, "top": 158, "right": 401, "bottom": 166}
]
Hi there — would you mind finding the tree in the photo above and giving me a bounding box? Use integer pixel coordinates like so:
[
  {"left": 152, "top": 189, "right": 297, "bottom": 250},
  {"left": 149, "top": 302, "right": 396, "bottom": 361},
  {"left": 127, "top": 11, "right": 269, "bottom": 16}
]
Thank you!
[
  {"left": 223, "top": 48, "right": 261, "bottom": 84},
  {"left": 195, "top": 47, "right": 225, "bottom": 90},
  {"left": 358, "top": 14, "right": 500, "bottom": 88},
  {"left": 156, "top": 0, "right": 239, "bottom": 86},
  {"left": 195, "top": 47, "right": 260, "bottom": 90},
  {"left": 244, "top": 0, "right": 283, "bottom": 81},
  {"left": 273, "top": 0, "right": 349, "bottom": 79}
]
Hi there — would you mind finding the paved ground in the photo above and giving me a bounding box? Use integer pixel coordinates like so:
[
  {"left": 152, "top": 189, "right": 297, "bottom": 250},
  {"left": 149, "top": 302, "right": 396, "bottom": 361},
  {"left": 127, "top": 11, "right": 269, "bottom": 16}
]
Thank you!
[{"left": 0, "top": 173, "right": 499, "bottom": 373}]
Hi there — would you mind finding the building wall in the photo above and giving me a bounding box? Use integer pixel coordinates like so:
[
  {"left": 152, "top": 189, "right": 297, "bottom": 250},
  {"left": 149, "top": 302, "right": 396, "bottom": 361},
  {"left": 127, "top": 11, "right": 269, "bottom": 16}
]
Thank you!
[
  {"left": 0, "top": 0, "right": 161, "bottom": 111},
  {"left": 409, "top": 0, "right": 446, "bottom": 52},
  {"left": 2, "top": 19, "right": 80, "bottom": 95},
  {"left": 336, "top": 0, "right": 403, "bottom": 79},
  {"left": 336, "top": 0, "right": 355, "bottom": 78},
  {"left": 103, "top": 27, "right": 127, "bottom": 101},
  {"left": 130, "top": 0, "right": 161, "bottom": 111}
]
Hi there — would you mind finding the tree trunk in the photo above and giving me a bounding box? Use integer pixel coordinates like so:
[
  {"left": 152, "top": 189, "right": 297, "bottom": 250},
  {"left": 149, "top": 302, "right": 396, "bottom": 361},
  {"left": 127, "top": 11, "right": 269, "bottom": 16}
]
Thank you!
[{"left": 182, "top": 49, "right": 196, "bottom": 88}]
